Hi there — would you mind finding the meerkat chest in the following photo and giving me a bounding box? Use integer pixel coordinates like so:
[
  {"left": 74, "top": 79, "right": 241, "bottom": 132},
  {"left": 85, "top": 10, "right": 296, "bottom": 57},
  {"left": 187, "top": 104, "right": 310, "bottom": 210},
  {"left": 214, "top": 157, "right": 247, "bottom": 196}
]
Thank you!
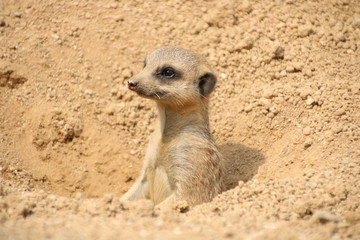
[
  {"left": 145, "top": 126, "right": 175, "bottom": 201},
  {"left": 157, "top": 132, "right": 199, "bottom": 167},
  {"left": 147, "top": 131, "right": 184, "bottom": 175},
  {"left": 145, "top": 128, "right": 162, "bottom": 168}
]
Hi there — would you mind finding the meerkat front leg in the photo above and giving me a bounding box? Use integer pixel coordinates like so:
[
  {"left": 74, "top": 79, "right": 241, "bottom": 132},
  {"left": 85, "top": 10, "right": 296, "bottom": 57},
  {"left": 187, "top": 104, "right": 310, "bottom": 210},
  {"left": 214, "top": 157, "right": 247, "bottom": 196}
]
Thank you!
[
  {"left": 120, "top": 169, "right": 149, "bottom": 201},
  {"left": 121, "top": 124, "right": 161, "bottom": 202},
  {"left": 155, "top": 193, "right": 177, "bottom": 208}
]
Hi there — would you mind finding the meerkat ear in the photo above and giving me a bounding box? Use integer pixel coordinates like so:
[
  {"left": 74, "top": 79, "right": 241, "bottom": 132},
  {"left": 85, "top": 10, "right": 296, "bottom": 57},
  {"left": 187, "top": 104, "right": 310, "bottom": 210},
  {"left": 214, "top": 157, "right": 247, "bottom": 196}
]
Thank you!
[{"left": 197, "top": 73, "right": 217, "bottom": 97}]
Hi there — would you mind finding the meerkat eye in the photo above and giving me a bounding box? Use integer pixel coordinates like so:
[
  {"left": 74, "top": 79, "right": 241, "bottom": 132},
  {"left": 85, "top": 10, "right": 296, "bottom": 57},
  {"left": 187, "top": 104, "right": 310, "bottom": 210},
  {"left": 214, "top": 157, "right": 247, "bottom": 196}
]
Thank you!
[{"left": 160, "top": 67, "right": 176, "bottom": 78}]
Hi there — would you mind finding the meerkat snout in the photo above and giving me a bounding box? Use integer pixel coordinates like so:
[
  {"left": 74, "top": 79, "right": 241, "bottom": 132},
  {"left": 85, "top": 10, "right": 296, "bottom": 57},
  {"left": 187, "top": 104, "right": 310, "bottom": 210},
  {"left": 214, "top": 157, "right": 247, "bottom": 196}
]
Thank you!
[
  {"left": 128, "top": 80, "right": 137, "bottom": 90},
  {"left": 128, "top": 46, "right": 217, "bottom": 107}
]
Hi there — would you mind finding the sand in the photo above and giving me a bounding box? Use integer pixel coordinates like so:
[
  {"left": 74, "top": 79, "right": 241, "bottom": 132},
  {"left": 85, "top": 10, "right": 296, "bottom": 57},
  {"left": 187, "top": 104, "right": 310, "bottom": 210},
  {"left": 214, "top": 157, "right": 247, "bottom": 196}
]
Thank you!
[{"left": 0, "top": 0, "right": 359, "bottom": 239}]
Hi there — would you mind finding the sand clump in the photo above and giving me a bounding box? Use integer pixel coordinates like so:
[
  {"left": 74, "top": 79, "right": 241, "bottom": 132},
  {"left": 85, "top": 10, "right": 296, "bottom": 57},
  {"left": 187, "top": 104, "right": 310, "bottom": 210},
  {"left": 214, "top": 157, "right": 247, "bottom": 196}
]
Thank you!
[{"left": 0, "top": 0, "right": 359, "bottom": 239}]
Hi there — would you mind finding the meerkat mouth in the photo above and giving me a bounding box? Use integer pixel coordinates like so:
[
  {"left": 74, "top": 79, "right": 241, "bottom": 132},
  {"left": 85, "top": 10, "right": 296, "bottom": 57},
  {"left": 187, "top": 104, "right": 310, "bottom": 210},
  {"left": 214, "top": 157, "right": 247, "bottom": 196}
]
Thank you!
[{"left": 135, "top": 88, "right": 165, "bottom": 100}]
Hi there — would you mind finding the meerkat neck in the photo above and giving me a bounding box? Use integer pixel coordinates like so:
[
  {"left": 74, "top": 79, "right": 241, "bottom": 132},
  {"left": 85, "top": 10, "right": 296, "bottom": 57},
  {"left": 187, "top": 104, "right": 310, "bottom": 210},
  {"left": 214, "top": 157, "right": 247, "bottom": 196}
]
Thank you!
[
  {"left": 156, "top": 102, "right": 210, "bottom": 138},
  {"left": 156, "top": 103, "right": 167, "bottom": 136}
]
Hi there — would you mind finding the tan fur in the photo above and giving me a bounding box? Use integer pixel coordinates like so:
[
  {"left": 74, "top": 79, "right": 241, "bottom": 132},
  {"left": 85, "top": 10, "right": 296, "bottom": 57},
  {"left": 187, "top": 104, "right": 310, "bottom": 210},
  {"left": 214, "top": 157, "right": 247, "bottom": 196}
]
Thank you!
[{"left": 121, "top": 46, "right": 224, "bottom": 207}]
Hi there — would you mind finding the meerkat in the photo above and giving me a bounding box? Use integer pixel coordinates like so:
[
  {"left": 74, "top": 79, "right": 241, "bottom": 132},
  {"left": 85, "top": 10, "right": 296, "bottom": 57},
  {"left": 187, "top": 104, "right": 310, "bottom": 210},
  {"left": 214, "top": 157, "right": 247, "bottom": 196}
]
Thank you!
[{"left": 120, "top": 46, "right": 224, "bottom": 207}]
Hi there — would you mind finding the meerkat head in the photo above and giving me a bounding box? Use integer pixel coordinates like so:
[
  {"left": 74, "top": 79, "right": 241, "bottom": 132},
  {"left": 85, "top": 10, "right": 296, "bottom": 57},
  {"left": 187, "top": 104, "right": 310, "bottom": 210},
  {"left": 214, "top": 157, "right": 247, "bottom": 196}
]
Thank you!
[{"left": 128, "top": 46, "right": 217, "bottom": 107}]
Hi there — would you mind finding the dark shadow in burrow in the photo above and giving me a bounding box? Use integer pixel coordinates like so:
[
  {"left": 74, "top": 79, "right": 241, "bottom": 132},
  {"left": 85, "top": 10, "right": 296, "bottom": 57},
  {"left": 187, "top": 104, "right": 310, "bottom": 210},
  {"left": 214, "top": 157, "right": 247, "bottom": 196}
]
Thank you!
[{"left": 219, "top": 143, "right": 266, "bottom": 191}]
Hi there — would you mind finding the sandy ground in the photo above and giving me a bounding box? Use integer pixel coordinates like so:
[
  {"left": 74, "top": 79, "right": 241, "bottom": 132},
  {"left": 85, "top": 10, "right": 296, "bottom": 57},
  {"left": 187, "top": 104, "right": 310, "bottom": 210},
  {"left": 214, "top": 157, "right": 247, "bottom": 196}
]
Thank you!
[{"left": 0, "top": 0, "right": 359, "bottom": 239}]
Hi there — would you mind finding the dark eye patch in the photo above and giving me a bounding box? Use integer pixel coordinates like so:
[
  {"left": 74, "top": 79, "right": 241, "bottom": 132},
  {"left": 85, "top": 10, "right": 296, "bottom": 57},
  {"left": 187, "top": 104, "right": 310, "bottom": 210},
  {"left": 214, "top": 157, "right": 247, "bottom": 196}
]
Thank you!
[
  {"left": 143, "top": 59, "right": 147, "bottom": 68},
  {"left": 155, "top": 66, "right": 180, "bottom": 80},
  {"left": 161, "top": 68, "right": 175, "bottom": 78}
]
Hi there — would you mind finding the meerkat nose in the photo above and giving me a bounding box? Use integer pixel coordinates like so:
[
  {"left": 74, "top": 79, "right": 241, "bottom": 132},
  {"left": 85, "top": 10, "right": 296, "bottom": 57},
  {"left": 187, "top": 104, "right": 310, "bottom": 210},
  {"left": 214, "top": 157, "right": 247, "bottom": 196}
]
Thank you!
[{"left": 128, "top": 80, "right": 138, "bottom": 90}]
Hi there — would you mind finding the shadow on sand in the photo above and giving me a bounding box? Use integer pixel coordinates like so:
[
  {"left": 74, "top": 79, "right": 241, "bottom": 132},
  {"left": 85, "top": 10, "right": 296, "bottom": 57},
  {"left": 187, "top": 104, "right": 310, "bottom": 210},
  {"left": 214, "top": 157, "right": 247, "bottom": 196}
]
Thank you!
[{"left": 219, "top": 143, "right": 266, "bottom": 191}]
